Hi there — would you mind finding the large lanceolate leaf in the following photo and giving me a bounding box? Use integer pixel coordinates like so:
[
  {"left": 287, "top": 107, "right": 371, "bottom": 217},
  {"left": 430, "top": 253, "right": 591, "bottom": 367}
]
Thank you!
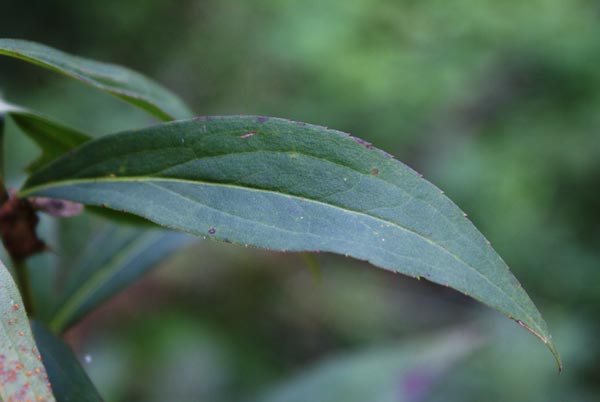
[
  {"left": 0, "top": 39, "right": 193, "bottom": 121},
  {"left": 0, "top": 99, "right": 90, "bottom": 172},
  {"left": 31, "top": 321, "right": 104, "bottom": 402},
  {"left": 19, "top": 116, "right": 560, "bottom": 367},
  {"left": 50, "top": 225, "right": 193, "bottom": 333},
  {"left": 0, "top": 260, "right": 56, "bottom": 401}
]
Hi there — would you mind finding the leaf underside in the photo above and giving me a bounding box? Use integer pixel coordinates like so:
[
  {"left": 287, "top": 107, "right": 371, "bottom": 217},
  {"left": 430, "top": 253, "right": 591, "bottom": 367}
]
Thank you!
[
  {"left": 0, "top": 259, "right": 56, "bottom": 402},
  {"left": 0, "top": 38, "right": 193, "bottom": 121},
  {"left": 19, "top": 116, "right": 560, "bottom": 367}
]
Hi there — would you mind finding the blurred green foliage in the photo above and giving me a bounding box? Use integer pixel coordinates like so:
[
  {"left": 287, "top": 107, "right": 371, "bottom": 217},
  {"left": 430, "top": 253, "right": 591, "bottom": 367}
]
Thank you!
[{"left": 1, "top": 0, "right": 599, "bottom": 400}]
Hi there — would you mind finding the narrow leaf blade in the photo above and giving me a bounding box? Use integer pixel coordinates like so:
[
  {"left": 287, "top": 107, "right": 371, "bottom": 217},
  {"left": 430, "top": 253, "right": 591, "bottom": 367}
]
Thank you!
[
  {"left": 19, "top": 116, "right": 560, "bottom": 367},
  {"left": 50, "top": 225, "right": 193, "bottom": 333},
  {"left": 0, "top": 259, "right": 55, "bottom": 401},
  {"left": 0, "top": 39, "right": 193, "bottom": 120},
  {"left": 0, "top": 98, "right": 90, "bottom": 172},
  {"left": 31, "top": 320, "right": 103, "bottom": 402}
]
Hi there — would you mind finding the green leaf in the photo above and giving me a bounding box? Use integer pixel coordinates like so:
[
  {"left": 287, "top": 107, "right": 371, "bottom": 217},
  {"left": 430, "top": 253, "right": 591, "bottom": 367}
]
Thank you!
[
  {"left": 251, "top": 329, "right": 480, "bottom": 402},
  {"left": 0, "top": 259, "right": 56, "bottom": 401},
  {"left": 0, "top": 99, "right": 158, "bottom": 225},
  {"left": 0, "top": 39, "right": 193, "bottom": 121},
  {"left": 50, "top": 225, "right": 193, "bottom": 333},
  {"left": 0, "top": 99, "right": 90, "bottom": 172},
  {"left": 19, "top": 116, "right": 560, "bottom": 368},
  {"left": 31, "top": 320, "right": 103, "bottom": 402}
]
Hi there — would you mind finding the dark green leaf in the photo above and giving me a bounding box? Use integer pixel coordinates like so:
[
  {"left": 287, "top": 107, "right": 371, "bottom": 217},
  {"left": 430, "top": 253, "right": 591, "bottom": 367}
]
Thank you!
[
  {"left": 0, "top": 39, "right": 193, "bottom": 121},
  {"left": 0, "top": 99, "right": 90, "bottom": 172},
  {"left": 0, "top": 259, "right": 55, "bottom": 401},
  {"left": 19, "top": 116, "right": 560, "bottom": 367},
  {"left": 251, "top": 329, "right": 480, "bottom": 402},
  {"left": 49, "top": 225, "right": 193, "bottom": 333},
  {"left": 31, "top": 320, "right": 103, "bottom": 402}
]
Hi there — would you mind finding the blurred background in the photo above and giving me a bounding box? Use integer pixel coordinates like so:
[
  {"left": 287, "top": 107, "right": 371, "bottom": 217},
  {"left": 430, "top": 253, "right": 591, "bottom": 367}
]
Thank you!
[{"left": 1, "top": 0, "right": 599, "bottom": 401}]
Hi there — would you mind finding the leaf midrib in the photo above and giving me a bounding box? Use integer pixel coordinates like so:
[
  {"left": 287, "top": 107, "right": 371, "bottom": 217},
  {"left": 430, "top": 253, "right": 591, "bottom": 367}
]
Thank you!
[
  {"left": 60, "top": 145, "right": 510, "bottom": 286},
  {"left": 20, "top": 175, "right": 543, "bottom": 339},
  {"left": 42, "top": 145, "right": 487, "bottom": 268}
]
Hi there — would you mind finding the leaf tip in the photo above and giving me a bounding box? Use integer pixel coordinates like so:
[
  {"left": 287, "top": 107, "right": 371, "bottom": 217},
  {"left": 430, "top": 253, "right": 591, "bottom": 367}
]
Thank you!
[{"left": 514, "top": 319, "right": 562, "bottom": 372}]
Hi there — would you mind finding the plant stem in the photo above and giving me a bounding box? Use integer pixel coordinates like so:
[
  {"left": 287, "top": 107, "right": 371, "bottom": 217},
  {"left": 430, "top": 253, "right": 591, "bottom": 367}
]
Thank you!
[
  {"left": 1, "top": 116, "right": 35, "bottom": 316},
  {"left": 13, "top": 258, "right": 34, "bottom": 316}
]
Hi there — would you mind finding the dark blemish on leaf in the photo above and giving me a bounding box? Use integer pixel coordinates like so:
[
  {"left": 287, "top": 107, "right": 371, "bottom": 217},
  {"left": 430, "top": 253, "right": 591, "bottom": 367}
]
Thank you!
[
  {"left": 240, "top": 131, "right": 256, "bottom": 138},
  {"left": 351, "top": 136, "right": 372, "bottom": 148},
  {"left": 349, "top": 136, "right": 395, "bottom": 159},
  {"left": 208, "top": 227, "right": 216, "bottom": 234},
  {"left": 371, "top": 168, "right": 379, "bottom": 175},
  {"left": 256, "top": 116, "right": 269, "bottom": 123},
  {"left": 295, "top": 121, "right": 306, "bottom": 126}
]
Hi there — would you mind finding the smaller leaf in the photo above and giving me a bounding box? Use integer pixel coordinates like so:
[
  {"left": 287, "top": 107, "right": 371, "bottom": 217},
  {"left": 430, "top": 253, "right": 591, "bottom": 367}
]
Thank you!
[
  {"left": 0, "top": 258, "right": 56, "bottom": 401},
  {"left": 31, "top": 320, "right": 104, "bottom": 402},
  {"left": 251, "top": 328, "right": 481, "bottom": 402},
  {"left": 0, "top": 98, "right": 90, "bottom": 172},
  {"left": 50, "top": 225, "right": 193, "bottom": 333},
  {"left": 0, "top": 39, "right": 193, "bottom": 120}
]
